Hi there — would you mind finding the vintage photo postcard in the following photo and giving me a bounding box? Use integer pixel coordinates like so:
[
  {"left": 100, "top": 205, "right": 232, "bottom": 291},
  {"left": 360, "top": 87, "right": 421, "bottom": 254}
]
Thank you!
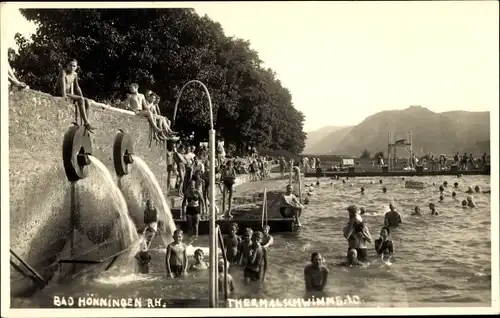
[{"left": 1, "top": 1, "right": 498, "bottom": 317}]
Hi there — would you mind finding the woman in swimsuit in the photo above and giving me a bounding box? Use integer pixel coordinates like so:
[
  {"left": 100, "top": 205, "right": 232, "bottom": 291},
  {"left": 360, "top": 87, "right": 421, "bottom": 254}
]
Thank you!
[
  {"left": 221, "top": 160, "right": 237, "bottom": 218},
  {"left": 182, "top": 180, "right": 205, "bottom": 237}
]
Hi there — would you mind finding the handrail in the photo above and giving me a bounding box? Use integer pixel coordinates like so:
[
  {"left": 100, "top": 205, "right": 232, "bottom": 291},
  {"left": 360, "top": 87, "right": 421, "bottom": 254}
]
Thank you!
[
  {"left": 261, "top": 188, "right": 268, "bottom": 228},
  {"left": 10, "top": 249, "right": 47, "bottom": 287},
  {"left": 216, "top": 225, "right": 228, "bottom": 301}
]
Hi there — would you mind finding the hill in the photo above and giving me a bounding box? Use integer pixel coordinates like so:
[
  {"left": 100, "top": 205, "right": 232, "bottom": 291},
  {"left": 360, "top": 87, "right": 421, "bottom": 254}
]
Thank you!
[
  {"left": 303, "top": 126, "right": 354, "bottom": 155},
  {"left": 303, "top": 106, "right": 490, "bottom": 156},
  {"left": 303, "top": 126, "right": 349, "bottom": 154}
]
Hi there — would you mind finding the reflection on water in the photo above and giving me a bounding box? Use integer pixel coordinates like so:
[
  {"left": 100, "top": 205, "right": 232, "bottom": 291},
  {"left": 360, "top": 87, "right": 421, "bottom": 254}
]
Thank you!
[{"left": 12, "top": 175, "right": 491, "bottom": 307}]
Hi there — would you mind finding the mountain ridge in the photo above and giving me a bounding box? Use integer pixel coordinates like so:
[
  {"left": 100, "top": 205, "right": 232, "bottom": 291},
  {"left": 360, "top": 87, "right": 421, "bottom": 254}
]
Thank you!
[{"left": 303, "top": 106, "right": 490, "bottom": 156}]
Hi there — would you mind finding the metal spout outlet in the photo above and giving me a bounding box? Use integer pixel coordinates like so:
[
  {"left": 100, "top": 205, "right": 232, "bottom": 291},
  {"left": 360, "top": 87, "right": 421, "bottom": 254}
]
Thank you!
[
  {"left": 62, "top": 126, "right": 93, "bottom": 182},
  {"left": 113, "top": 130, "right": 135, "bottom": 177}
]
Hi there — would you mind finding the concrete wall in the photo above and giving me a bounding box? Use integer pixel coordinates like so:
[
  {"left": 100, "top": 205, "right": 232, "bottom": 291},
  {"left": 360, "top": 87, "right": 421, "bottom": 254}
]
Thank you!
[{"left": 8, "top": 90, "right": 176, "bottom": 296}]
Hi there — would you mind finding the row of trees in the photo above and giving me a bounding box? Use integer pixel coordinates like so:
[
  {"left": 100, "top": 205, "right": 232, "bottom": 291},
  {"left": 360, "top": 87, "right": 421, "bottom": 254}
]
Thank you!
[
  {"left": 9, "top": 8, "right": 306, "bottom": 154},
  {"left": 360, "top": 149, "right": 385, "bottom": 160}
]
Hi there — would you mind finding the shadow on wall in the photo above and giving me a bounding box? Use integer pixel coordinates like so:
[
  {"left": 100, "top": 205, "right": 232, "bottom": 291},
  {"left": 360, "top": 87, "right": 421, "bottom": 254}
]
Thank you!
[{"left": 9, "top": 89, "right": 171, "bottom": 297}]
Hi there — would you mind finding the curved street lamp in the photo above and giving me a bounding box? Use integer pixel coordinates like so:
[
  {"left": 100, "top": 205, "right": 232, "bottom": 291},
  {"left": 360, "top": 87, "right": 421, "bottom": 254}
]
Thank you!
[{"left": 172, "top": 80, "right": 218, "bottom": 307}]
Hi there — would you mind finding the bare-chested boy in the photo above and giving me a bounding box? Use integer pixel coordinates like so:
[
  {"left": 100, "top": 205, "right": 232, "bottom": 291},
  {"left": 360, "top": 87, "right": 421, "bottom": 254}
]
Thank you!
[
  {"left": 304, "top": 252, "right": 328, "bottom": 292},
  {"left": 261, "top": 225, "right": 274, "bottom": 249},
  {"left": 165, "top": 229, "right": 188, "bottom": 278},
  {"left": 54, "top": 59, "right": 95, "bottom": 131},
  {"left": 279, "top": 184, "right": 304, "bottom": 227},
  {"left": 223, "top": 223, "right": 241, "bottom": 264},
  {"left": 124, "top": 83, "right": 166, "bottom": 135},
  {"left": 145, "top": 91, "right": 177, "bottom": 140},
  {"left": 238, "top": 228, "right": 254, "bottom": 266},
  {"left": 244, "top": 231, "right": 267, "bottom": 283}
]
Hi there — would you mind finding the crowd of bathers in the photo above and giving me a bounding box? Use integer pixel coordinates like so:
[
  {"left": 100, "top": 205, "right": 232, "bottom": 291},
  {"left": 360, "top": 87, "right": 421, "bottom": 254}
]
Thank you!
[
  {"left": 297, "top": 173, "right": 490, "bottom": 293},
  {"left": 135, "top": 221, "right": 275, "bottom": 296}
]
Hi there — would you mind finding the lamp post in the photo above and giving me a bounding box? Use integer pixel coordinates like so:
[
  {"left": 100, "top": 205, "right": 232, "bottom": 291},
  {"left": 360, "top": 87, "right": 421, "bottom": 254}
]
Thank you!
[{"left": 173, "top": 80, "right": 218, "bottom": 307}]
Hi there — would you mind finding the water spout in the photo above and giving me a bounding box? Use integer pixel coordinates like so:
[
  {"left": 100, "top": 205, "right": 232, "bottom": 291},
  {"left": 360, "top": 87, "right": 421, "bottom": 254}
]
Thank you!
[
  {"left": 62, "top": 125, "right": 93, "bottom": 182},
  {"left": 113, "top": 130, "right": 135, "bottom": 177}
]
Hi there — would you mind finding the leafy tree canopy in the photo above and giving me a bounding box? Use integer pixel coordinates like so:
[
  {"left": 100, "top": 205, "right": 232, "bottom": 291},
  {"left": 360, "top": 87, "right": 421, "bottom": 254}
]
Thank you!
[{"left": 10, "top": 8, "right": 306, "bottom": 154}]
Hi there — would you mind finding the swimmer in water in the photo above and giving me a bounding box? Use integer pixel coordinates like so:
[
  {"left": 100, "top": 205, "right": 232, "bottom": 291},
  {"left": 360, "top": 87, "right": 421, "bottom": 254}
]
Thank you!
[
  {"left": 261, "top": 225, "right": 274, "bottom": 249},
  {"left": 439, "top": 195, "right": 444, "bottom": 202},
  {"left": 384, "top": 203, "right": 402, "bottom": 227},
  {"left": 165, "top": 229, "right": 188, "bottom": 278},
  {"left": 360, "top": 207, "right": 366, "bottom": 215},
  {"left": 223, "top": 223, "right": 241, "bottom": 264},
  {"left": 466, "top": 195, "right": 477, "bottom": 208},
  {"left": 375, "top": 226, "right": 394, "bottom": 263},
  {"left": 382, "top": 187, "right": 387, "bottom": 194},
  {"left": 238, "top": 228, "right": 254, "bottom": 265},
  {"left": 443, "top": 181, "right": 448, "bottom": 187},
  {"left": 316, "top": 181, "right": 320, "bottom": 187},
  {"left": 144, "top": 226, "right": 156, "bottom": 248},
  {"left": 411, "top": 206, "right": 421, "bottom": 216},
  {"left": 244, "top": 231, "right": 267, "bottom": 283},
  {"left": 452, "top": 191, "right": 457, "bottom": 199},
  {"left": 454, "top": 182, "right": 459, "bottom": 188},
  {"left": 466, "top": 186, "right": 474, "bottom": 194},
  {"left": 461, "top": 200, "right": 468, "bottom": 208},
  {"left": 218, "top": 261, "right": 235, "bottom": 295},
  {"left": 135, "top": 241, "right": 152, "bottom": 274},
  {"left": 379, "top": 180, "right": 383, "bottom": 184},
  {"left": 361, "top": 187, "right": 365, "bottom": 195},
  {"left": 429, "top": 203, "right": 439, "bottom": 216},
  {"left": 304, "top": 196, "right": 310, "bottom": 204},
  {"left": 304, "top": 252, "right": 328, "bottom": 292},
  {"left": 439, "top": 185, "right": 444, "bottom": 194},
  {"left": 189, "top": 249, "right": 208, "bottom": 271},
  {"left": 474, "top": 185, "right": 480, "bottom": 193},
  {"left": 343, "top": 205, "right": 372, "bottom": 265},
  {"left": 342, "top": 179, "right": 346, "bottom": 184}
]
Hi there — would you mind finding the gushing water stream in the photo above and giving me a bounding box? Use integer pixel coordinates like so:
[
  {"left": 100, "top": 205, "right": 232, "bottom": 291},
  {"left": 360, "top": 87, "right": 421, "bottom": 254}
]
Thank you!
[
  {"left": 131, "top": 155, "right": 176, "bottom": 246},
  {"left": 88, "top": 156, "right": 141, "bottom": 272}
]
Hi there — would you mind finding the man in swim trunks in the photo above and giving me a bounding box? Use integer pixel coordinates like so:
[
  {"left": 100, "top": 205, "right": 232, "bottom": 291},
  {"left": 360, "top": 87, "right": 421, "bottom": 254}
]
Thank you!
[
  {"left": 166, "top": 229, "right": 188, "bottom": 278},
  {"left": 54, "top": 59, "right": 95, "bottom": 131},
  {"left": 343, "top": 205, "right": 372, "bottom": 265},
  {"left": 279, "top": 184, "right": 304, "bottom": 227},
  {"left": 221, "top": 160, "right": 237, "bottom": 219},
  {"left": 384, "top": 203, "right": 403, "bottom": 227},
  {"left": 182, "top": 180, "right": 205, "bottom": 237},
  {"left": 375, "top": 226, "right": 394, "bottom": 263},
  {"left": 223, "top": 223, "right": 241, "bottom": 264},
  {"left": 244, "top": 231, "right": 267, "bottom": 283},
  {"left": 304, "top": 252, "right": 328, "bottom": 292},
  {"left": 173, "top": 144, "right": 187, "bottom": 196}
]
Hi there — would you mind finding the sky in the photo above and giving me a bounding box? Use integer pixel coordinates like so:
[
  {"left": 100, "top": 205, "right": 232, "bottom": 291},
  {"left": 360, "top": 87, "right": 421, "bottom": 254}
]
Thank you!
[{"left": 2, "top": 1, "right": 499, "bottom": 131}]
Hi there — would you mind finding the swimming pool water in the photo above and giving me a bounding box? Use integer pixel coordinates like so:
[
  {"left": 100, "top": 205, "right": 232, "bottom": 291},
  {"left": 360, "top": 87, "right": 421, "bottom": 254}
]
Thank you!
[{"left": 12, "top": 175, "right": 491, "bottom": 308}]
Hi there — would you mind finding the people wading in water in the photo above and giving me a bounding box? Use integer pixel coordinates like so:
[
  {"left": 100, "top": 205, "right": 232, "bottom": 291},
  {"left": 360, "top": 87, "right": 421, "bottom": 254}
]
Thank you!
[
  {"left": 343, "top": 205, "right": 372, "bottom": 266},
  {"left": 221, "top": 160, "right": 237, "bottom": 219},
  {"left": 182, "top": 180, "right": 205, "bottom": 237},
  {"left": 166, "top": 229, "right": 188, "bottom": 278},
  {"left": 279, "top": 184, "right": 304, "bottom": 227},
  {"left": 384, "top": 203, "right": 403, "bottom": 227}
]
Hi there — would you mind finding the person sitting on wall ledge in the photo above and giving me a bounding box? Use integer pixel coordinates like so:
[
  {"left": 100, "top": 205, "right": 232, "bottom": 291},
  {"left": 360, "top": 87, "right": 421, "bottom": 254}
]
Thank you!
[
  {"left": 146, "top": 91, "right": 177, "bottom": 141},
  {"left": 53, "top": 59, "right": 96, "bottom": 132},
  {"left": 123, "top": 83, "right": 176, "bottom": 138},
  {"left": 8, "top": 64, "right": 29, "bottom": 91}
]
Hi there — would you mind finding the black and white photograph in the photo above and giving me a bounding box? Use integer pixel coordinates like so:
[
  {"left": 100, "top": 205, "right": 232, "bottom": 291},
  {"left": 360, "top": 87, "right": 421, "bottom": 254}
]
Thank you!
[{"left": 1, "top": 1, "right": 498, "bottom": 316}]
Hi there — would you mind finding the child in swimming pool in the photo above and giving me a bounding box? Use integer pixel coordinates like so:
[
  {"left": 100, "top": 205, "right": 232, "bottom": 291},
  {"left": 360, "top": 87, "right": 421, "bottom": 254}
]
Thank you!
[
  {"left": 166, "top": 229, "right": 188, "bottom": 278},
  {"left": 238, "top": 228, "right": 254, "bottom": 265},
  {"left": 461, "top": 200, "right": 468, "bottom": 208},
  {"left": 374, "top": 226, "right": 394, "bottom": 263},
  {"left": 223, "top": 223, "right": 241, "bottom": 264},
  {"left": 136, "top": 241, "right": 152, "bottom": 274},
  {"left": 189, "top": 248, "right": 208, "bottom": 271},
  {"left": 411, "top": 206, "right": 421, "bottom": 216},
  {"left": 429, "top": 203, "right": 439, "bottom": 215}
]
